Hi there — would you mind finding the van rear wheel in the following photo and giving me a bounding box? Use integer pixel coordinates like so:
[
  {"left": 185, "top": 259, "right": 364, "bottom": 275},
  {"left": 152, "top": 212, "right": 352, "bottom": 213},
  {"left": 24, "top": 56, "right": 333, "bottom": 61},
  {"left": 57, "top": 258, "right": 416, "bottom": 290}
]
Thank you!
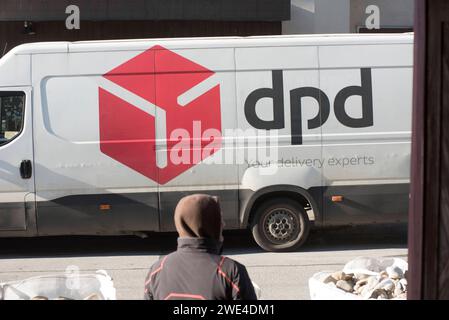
[{"left": 251, "top": 198, "right": 310, "bottom": 252}]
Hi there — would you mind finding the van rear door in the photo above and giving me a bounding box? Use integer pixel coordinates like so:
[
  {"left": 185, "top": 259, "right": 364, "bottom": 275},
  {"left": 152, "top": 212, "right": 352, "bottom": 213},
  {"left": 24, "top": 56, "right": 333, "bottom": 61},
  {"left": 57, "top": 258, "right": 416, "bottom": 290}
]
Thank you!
[{"left": 0, "top": 87, "right": 35, "bottom": 232}]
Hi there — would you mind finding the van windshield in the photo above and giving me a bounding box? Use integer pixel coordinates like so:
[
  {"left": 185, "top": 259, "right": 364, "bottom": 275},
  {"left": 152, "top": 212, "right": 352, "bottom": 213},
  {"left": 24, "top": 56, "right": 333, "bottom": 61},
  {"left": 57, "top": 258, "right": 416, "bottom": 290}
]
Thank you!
[{"left": 0, "top": 91, "right": 25, "bottom": 146}]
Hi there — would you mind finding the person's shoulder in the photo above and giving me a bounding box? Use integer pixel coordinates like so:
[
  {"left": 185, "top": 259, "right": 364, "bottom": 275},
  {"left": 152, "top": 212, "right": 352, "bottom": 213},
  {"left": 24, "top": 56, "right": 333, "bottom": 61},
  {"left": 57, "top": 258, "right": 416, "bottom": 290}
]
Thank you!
[
  {"left": 218, "top": 256, "right": 248, "bottom": 274},
  {"left": 220, "top": 256, "right": 245, "bottom": 266},
  {"left": 149, "top": 252, "right": 176, "bottom": 270}
]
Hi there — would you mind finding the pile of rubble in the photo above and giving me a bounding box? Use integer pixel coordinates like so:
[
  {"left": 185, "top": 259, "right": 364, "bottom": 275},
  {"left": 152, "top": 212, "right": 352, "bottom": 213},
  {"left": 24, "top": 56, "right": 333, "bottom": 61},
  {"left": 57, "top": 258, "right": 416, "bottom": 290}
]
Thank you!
[{"left": 321, "top": 266, "right": 407, "bottom": 299}]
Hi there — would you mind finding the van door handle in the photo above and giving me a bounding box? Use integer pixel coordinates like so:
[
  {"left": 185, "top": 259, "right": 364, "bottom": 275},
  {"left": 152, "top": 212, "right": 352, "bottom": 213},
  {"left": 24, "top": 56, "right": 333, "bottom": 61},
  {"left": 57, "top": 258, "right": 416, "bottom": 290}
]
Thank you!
[{"left": 20, "top": 160, "right": 32, "bottom": 179}]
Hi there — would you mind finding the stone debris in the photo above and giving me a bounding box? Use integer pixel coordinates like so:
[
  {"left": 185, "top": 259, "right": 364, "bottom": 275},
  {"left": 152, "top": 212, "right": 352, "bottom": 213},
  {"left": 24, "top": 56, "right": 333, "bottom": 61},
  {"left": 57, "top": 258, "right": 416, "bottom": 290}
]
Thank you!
[
  {"left": 336, "top": 279, "right": 354, "bottom": 292},
  {"left": 320, "top": 267, "right": 408, "bottom": 299},
  {"left": 386, "top": 266, "right": 403, "bottom": 279}
]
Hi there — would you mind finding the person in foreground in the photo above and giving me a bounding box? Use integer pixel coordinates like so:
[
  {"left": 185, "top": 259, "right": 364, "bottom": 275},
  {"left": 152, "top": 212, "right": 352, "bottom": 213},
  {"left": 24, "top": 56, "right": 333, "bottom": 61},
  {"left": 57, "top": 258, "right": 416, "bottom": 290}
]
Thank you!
[{"left": 144, "top": 194, "right": 257, "bottom": 300}]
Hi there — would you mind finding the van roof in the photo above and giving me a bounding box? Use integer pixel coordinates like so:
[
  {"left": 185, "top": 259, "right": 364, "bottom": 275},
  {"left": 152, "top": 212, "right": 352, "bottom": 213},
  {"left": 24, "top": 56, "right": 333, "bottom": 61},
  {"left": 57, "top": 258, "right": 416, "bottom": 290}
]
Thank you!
[
  {"left": 8, "top": 33, "right": 414, "bottom": 55},
  {"left": 72, "top": 32, "right": 414, "bottom": 43}
]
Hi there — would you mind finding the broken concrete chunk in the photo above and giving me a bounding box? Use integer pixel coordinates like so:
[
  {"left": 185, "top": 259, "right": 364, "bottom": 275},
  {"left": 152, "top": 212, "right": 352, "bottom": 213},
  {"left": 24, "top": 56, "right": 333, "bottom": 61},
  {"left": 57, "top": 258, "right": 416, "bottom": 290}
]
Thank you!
[{"left": 336, "top": 279, "right": 354, "bottom": 292}]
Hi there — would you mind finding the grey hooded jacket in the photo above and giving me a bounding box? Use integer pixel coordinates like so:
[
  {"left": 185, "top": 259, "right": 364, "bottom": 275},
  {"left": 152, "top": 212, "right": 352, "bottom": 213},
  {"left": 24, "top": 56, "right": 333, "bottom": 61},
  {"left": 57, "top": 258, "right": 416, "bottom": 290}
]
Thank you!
[{"left": 144, "top": 237, "right": 257, "bottom": 300}]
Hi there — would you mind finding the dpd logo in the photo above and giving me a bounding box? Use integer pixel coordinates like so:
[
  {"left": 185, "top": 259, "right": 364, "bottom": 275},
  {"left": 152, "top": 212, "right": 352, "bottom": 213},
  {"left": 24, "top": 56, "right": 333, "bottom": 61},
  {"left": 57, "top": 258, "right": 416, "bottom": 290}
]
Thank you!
[{"left": 99, "top": 45, "right": 222, "bottom": 184}]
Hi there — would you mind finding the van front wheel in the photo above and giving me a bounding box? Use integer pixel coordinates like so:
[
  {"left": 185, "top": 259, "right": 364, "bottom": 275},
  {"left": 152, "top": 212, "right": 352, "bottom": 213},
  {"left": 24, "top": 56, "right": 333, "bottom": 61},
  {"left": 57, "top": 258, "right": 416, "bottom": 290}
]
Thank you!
[{"left": 251, "top": 198, "right": 310, "bottom": 252}]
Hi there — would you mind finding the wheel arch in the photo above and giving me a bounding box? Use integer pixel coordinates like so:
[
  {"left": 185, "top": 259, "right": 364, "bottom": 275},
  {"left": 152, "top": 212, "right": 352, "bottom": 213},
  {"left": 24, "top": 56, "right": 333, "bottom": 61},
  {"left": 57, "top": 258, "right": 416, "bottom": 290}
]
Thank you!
[{"left": 239, "top": 185, "right": 322, "bottom": 228}]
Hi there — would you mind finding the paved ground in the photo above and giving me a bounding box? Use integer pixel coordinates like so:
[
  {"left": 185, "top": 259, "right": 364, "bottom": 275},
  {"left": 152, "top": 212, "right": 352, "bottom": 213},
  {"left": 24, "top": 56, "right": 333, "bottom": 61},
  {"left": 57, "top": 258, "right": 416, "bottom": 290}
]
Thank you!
[{"left": 0, "top": 225, "right": 407, "bottom": 299}]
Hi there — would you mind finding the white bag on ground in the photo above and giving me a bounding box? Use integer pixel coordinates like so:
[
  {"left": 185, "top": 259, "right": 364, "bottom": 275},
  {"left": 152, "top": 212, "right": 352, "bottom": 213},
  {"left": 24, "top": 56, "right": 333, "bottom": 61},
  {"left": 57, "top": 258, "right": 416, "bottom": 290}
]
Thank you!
[
  {"left": 342, "top": 256, "right": 407, "bottom": 277},
  {"left": 0, "top": 270, "right": 116, "bottom": 300}
]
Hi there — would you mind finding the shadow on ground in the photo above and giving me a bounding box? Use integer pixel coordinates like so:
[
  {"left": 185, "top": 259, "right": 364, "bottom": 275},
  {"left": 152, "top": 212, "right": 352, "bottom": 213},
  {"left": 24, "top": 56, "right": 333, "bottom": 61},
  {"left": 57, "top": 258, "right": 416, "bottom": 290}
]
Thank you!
[{"left": 0, "top": 224, "right": 407, "bottom": 259}]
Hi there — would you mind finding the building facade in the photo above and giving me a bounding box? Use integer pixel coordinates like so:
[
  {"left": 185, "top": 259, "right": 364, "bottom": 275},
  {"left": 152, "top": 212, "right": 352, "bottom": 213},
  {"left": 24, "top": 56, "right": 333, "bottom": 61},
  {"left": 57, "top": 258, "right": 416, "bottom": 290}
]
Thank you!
[
  {"left": 0, "top": 0, "right": 290, "bottom": 56},
  {"left": 283, "top": 0, "right": 414, "bottom": 34},
  {"left": 0, "top": 0, "right": 415, "bottom": 57}
]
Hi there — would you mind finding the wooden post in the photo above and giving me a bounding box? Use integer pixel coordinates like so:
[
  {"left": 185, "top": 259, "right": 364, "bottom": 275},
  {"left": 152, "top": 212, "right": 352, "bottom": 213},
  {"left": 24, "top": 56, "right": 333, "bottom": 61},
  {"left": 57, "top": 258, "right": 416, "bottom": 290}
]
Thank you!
[{"left": 409, "top": 0, "right": 449, "bottom": 299}]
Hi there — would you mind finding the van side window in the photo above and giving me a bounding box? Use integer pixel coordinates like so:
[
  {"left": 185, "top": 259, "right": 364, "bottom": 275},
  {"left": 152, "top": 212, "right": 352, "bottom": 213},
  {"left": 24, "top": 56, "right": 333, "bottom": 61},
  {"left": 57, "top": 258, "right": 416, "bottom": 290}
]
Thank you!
[{"left": 0, "top": 91, "right": 25, "bottom": 146}]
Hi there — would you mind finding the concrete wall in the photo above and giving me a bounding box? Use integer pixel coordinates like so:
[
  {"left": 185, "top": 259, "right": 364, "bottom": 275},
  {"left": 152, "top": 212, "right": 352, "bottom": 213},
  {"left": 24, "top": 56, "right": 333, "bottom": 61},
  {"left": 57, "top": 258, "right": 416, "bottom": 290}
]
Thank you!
[
  {"left": 350, "top": 0, "right": 414, "bottom": 32},
  {"left": 283, "top": 0, "right": 413, "bottom": 34},
  {"left": 283, "top": 0, "right": 350, "bottom": 34}
]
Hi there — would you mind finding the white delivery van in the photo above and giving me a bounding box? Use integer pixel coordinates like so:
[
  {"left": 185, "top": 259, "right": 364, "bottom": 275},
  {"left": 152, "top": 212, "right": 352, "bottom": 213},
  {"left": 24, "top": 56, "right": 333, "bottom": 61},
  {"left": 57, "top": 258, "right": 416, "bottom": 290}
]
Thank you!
[{"left": 0, "top": 34, "right": 413, "bottom": 251}]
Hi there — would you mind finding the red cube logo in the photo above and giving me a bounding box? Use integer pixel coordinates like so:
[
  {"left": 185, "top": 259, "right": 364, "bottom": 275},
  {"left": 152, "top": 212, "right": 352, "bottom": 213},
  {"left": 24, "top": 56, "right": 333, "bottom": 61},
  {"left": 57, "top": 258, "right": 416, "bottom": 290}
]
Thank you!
[{"left": 99, "top": 45, "right": 222, "bottom": 184}]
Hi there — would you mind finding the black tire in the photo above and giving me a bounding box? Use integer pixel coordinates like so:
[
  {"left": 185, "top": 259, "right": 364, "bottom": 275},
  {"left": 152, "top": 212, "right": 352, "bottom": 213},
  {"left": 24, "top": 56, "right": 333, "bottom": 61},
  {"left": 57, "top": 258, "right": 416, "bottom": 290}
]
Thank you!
[{"left": 251, "top": 197, "right": 310, "bottom": 252}]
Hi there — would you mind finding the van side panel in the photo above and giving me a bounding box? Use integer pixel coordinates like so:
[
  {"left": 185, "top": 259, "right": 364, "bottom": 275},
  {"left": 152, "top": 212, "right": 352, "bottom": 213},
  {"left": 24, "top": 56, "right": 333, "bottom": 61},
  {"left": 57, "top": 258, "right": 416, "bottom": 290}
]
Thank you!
[
  {"left": 311, "top": 184, "right": 409, "bottom": 225},
  {"left": 318, "top": 44, "right": 413, "bottom": 226},
  {"left": 20, "top": 36, "right": 414, "bottom": 236},
  {"left": 32, "top": 51, "right": 160, "bottom": 235},
  {"left": 0, "top": 53, "right": 30, "bottom": 87},
  {"left": 152, "top": 47, "right": 240, "bottom": 231},
  {"left": 235, "top": 46, "right": 324, "bottom": 197},
  {"left": 36, "top": 193, "right": 160, "bottom": 235}
]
